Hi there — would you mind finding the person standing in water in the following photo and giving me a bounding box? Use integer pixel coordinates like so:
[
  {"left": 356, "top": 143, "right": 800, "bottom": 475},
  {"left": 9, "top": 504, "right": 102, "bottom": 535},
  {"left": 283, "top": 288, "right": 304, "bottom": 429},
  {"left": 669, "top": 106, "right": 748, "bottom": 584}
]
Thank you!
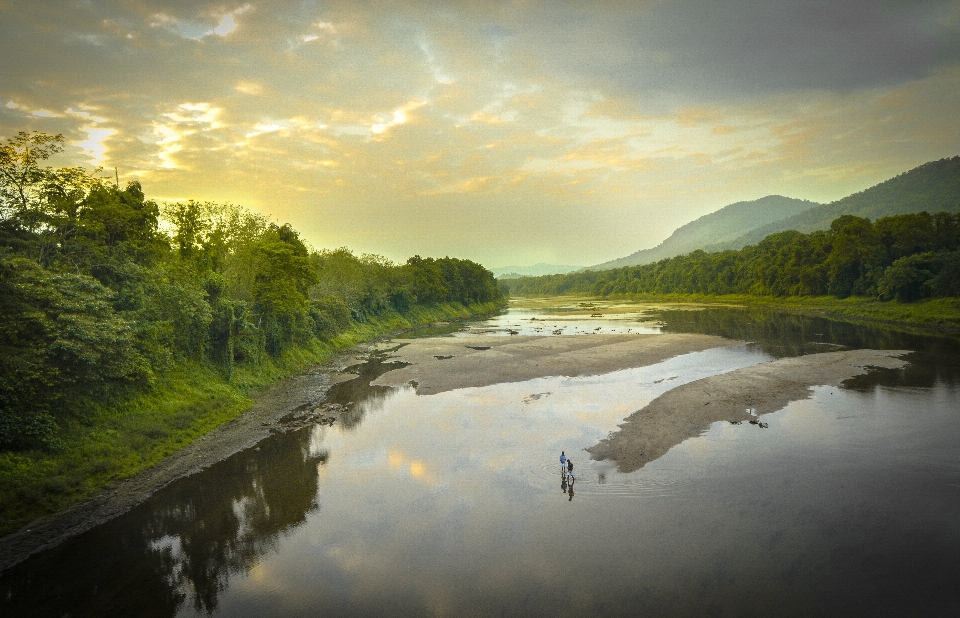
[
  {"left": 560, "top": 451, "right": 567, "bottom": 474},
  {"left": 566, "top": 458, "right": 574, "bottom": 482}
]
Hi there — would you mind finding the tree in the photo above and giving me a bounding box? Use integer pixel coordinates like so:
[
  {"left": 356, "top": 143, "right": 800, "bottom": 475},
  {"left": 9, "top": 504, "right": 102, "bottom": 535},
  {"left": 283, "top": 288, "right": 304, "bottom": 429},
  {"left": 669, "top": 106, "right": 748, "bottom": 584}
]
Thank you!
[
  {"left": 0, "top": 131, "right": 64, "bottom": 225},
  {"left": 0, "top": 255, "right": 147, "bottom": 449}
]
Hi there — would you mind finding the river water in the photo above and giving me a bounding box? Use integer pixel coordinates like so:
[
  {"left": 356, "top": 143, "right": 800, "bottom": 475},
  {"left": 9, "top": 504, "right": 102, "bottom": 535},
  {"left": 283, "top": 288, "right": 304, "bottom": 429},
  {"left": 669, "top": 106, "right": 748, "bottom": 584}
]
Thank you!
[{"left": 3, "top": 301, "right": 960, "bottom": 616}]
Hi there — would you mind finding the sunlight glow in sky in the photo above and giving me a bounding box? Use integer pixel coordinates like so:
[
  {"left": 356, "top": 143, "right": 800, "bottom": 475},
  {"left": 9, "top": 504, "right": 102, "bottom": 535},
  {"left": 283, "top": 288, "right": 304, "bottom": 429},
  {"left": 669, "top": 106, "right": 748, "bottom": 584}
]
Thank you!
[{"left": 2, "top": 1, "right": 959, "bottom": 267}]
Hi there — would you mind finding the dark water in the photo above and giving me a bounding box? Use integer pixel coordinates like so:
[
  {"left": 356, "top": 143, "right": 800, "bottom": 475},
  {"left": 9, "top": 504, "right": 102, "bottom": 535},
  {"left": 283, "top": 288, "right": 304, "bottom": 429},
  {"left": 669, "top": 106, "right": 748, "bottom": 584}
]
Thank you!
[{"left": 3, "top": 303, "right": 960, "bottom": 616}]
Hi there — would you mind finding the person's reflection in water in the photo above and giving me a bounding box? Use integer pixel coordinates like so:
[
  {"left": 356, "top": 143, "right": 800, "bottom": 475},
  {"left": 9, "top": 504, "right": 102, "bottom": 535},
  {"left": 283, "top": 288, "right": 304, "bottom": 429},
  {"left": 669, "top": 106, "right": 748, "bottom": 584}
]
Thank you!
[
  {"left": 561, "top": 475, "right": 568, "bottom": 493},
  {"left": 568, "top": 483, "right": 574, "bottom": 501}
]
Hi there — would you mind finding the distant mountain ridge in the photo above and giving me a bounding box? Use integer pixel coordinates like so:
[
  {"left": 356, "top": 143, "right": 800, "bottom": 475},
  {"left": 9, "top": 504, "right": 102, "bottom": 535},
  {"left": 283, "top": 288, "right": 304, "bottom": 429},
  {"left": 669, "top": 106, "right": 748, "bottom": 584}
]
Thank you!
[
  {"left": 492, "top": 263, "right": 582, "bottom": 278},
  {"left": 590, "top": 195, "right": 819, "bottom": 270},
  {"left": 710, "top": 156, "right": 960, "bottom": 250}
]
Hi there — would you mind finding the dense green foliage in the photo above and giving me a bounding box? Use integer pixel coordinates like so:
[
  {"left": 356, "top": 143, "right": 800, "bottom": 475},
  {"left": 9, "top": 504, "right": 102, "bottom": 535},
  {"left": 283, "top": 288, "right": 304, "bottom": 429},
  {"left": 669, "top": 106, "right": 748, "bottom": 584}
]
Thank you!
[
  {"left": 719, "top": 156, "right": 960, "bottom": 250},
  {"left": 1, "top": 131, "right": 502, "bottom": 451},
  {"left": 504, "top": 211, "right": 960, "bottom": 303}
]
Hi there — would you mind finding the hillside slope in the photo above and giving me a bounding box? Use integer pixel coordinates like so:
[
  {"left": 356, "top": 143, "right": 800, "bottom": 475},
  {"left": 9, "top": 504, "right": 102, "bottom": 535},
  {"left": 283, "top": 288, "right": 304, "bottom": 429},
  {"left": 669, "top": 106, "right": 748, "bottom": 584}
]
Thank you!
[
  {"left": 591, "top": 195, "right": 819, "bottom": 270},
  {"left": 716, "top": 156, "right": 960, "bottom": 250}
]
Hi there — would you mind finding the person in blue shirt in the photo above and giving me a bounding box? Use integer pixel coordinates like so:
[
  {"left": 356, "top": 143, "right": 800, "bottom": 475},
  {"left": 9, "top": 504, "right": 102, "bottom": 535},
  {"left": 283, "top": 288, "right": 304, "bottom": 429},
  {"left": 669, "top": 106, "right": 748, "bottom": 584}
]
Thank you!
[{"left": 559, "top": 451, "right": 567, "bottom": 474}]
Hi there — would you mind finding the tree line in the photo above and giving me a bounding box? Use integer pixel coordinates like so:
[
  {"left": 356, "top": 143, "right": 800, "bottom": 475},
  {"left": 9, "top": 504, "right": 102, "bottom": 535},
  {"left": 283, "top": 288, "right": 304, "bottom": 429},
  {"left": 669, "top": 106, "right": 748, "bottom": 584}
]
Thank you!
[
  {"left": 1, "top": 131, "right": 502, "bottom": 450},
  {"left": 504, "top": 211, "right": 960, "bottom": 301}
]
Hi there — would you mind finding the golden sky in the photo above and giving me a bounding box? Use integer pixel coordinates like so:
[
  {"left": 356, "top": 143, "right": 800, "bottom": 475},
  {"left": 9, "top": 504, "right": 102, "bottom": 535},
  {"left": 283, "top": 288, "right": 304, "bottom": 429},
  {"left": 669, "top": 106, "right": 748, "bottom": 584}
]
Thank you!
[{"left": 3, "top": 0, "right": 960, "bottom": 267}]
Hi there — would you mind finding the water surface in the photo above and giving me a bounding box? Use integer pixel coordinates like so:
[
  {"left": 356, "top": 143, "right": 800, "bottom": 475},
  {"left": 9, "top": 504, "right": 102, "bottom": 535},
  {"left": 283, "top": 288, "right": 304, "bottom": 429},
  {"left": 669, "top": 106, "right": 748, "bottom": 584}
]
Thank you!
[{"left": 3, "top": 302, "right": 959, "bottom": 616}]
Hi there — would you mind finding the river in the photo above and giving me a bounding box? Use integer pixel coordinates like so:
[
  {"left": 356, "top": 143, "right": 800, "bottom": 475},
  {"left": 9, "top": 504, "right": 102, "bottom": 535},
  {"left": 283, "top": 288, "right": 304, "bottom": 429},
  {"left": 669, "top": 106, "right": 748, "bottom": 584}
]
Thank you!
[{"left": 2, "top": 300, "right": 959, "bottom": 616}]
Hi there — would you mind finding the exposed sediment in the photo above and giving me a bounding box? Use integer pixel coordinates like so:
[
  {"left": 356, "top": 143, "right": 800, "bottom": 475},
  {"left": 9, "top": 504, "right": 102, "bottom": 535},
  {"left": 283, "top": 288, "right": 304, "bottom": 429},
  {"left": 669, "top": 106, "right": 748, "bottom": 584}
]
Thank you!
[
  {"left": 371, "top": 333, "right": 743, "bottom": 394},
  {"left": 587, "top": 348, "right": 910, "bottom": 472}
]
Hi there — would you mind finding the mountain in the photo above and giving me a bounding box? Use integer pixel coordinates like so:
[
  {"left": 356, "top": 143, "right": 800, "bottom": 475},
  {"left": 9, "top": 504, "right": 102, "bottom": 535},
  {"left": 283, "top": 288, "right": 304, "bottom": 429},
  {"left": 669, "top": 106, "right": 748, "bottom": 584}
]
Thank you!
[
  {"left": 714, "top": 156, "right": 960, "bottom": 250},
  {"left": 590, "top": 195, "right": 819, "bottom": 270},
  {"left": 492, "top": 263, "right": 583, "bottom": 278}
]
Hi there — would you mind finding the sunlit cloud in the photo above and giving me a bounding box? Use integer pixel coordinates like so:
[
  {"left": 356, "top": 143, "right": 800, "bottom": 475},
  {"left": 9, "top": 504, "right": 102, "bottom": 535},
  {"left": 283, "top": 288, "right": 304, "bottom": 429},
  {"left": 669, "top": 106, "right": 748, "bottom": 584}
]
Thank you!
[
  {"left": 370, "top": 99, "right": 427, "bottom": 136},
  {"left": 74, "top": 125, "right": 116, "bottom": 166},
  {"left": 245, "top": 122, "right": 287, "bottom": 139},
  {"left": 1, "top": 1, "right": 958, "bottom": 268},
  {"left": 6, "top": 100, "right": 62, "bottom": 118},
  {"left": 163, "top": 102, "right": 221, "bottom": 128},
  {"left": 210, "top": 5, "right": 252, "bottom": 37},
  {"left": 235, "top": 81, "right": 263, "bottom": 95},
  {"left": 148, "top": 4, "right": 252, "bottom": 40},
  {"left": 153, "top": 123, "right": 188, "bottom": 169}
]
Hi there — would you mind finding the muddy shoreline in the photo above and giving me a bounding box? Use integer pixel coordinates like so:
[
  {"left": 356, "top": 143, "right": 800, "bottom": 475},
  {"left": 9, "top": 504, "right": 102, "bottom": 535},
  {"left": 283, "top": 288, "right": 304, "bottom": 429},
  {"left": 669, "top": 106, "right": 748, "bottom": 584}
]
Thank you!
[
  {"left": 0, "top": 342, "right": 381, "bottom": 573},
  {"left": 0, "top": 323, "right": 914, "bottom": 573}
]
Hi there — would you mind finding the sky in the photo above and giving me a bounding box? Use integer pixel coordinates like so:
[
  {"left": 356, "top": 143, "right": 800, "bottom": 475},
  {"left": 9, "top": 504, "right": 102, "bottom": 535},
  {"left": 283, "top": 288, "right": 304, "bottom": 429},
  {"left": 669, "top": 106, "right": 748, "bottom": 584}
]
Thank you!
[{"left": 2, "top": 0, "right": 960, "bottom": 268}]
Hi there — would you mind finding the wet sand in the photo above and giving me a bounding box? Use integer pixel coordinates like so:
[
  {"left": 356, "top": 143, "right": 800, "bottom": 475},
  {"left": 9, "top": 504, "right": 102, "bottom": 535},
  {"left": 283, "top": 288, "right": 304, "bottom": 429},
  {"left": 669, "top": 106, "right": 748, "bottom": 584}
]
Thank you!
[
  {"left": 587, "top": 348, "right": 910, "bottom": 472},
  {"left": 372, "top": 333, "right": 742, "bottom": 393}
]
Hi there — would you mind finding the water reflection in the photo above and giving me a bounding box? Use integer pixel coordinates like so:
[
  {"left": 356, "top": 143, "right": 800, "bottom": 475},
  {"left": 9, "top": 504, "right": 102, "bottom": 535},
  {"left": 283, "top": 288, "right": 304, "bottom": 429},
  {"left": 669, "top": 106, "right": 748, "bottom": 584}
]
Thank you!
[
  {"left": 2, "top": 305, "right": 959, "bottom": 616},
  {"left": 0, "top": 428, "right": 326, "bottom": 617},
  {"left": 658, "top": 305, "right": 960, "bottom": 387}
]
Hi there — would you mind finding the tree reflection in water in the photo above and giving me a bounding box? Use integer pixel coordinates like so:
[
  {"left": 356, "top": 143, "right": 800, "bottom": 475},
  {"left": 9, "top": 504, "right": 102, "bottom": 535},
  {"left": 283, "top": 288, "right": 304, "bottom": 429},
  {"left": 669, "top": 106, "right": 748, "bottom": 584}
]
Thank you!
[
  {"left": 3, "top": 314, "right": 958, "bottom": 617},
  {"left": 0, "top": 427, "right": 326, "bottom": 616},
  {"left": 0, "top": 357, "right": 405, "bottom": 617},
  {"left": 659, "top": 305, "right": 960, "bottom": 387},
  {"left": 142, "top": 432, "right": 328, "bottom": 614}
]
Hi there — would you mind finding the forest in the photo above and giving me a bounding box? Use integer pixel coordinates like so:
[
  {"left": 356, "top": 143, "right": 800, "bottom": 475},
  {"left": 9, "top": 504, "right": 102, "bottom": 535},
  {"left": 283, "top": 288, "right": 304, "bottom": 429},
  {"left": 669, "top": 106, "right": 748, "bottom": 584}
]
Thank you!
[
  {"left": 504, "top": 211, "right": 960, "bottom": 301},
  {"left": 0, "top": 131, "right": 503, "bottom": 452}
]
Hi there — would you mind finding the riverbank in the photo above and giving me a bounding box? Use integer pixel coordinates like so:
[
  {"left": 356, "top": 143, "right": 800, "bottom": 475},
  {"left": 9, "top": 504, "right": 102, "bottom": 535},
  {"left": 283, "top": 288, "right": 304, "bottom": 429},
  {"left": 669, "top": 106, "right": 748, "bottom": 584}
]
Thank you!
[
  {"left": 0, "top": 301, "right": 503, "bottom": 570},
  {"left": 506, "top": 293, "right": 960, "bottom": 332}
]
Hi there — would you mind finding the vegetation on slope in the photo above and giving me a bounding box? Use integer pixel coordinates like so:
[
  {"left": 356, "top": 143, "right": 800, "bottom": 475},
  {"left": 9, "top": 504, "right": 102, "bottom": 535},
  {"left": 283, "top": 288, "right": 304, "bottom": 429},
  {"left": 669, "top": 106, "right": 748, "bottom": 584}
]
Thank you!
[
  {"left": 0, "top": 130, "right": 504, "bottom": 453},
  {"left": 721, "top": 156, "right": 960, "bottom": 249},
  {"left": 503, "top": 211, "right": 960, "bottom": 326},
  {"left": 592, "top": 195, "right": 819, "bottom": 270}
]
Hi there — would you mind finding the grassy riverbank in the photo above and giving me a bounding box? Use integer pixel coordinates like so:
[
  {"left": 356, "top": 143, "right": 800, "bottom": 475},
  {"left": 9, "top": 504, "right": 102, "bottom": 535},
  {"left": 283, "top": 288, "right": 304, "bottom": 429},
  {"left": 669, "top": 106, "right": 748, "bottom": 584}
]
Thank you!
[
  {"left": 0, "top": 301, "right": 502, "bottom": 536},
  {"left": 627, "top": 294, "right": 960, "bottom": 331},
  {"left": 510, "top": 293, "right": 960, "bottom": 332}
]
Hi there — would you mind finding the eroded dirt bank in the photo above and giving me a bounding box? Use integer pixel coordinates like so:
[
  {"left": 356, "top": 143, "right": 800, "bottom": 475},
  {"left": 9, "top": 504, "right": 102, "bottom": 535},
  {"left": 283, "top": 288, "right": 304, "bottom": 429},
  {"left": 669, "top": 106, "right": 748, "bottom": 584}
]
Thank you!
[
  {"left": 587, "top": 348, "right": 910, "bottom": 472},
  {"left": 371, "top": 333, "right": 742, "bottom": 393}
]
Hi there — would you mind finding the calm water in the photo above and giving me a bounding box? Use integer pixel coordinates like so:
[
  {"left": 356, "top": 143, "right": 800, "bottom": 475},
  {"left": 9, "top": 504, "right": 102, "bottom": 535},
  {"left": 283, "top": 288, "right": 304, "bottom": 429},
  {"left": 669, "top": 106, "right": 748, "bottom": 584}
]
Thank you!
[{"left": 3, "top": 302, "right": 960, "bottom": 616}]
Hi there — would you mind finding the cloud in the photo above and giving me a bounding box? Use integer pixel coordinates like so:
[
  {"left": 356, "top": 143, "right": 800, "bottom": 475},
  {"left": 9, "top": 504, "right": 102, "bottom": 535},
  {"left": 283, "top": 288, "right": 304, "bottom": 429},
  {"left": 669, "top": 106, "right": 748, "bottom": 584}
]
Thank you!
[
  {"left": 527, "top": 0, "right": 960, "bottom": 104},
  {"left": 210, "top": 5, "right": 251, "bottom": 37},
  {"left": 75, "top": 125, "right": 117, "bottom": 166},
  {"left": 0, "top": 1, "right": 958, "bottom": 267},
  {"left": 370, "top": 99, "right": 427, "bottom": 136}
]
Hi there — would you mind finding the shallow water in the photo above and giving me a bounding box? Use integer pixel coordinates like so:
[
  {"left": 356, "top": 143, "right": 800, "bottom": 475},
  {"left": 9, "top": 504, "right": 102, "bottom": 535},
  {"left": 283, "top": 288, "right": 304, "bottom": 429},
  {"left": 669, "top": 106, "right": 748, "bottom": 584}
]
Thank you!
[{"left": 3, "top": 302, "right": 960, "bottom": 616}]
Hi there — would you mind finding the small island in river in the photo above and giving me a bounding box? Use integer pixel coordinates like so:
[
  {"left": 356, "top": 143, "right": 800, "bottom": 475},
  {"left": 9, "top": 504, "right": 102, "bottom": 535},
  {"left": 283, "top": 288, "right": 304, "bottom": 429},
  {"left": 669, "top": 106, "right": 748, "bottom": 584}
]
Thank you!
[{"left": 372, "top": 333, "right": 910, "bottom": 472}]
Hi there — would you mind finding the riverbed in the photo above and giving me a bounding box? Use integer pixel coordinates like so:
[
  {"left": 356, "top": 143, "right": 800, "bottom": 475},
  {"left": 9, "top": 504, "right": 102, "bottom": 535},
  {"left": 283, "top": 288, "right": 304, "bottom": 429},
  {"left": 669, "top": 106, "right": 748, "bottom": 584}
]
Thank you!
[{"left": 2, "top": 300, "right": 959, "bottom": 616}]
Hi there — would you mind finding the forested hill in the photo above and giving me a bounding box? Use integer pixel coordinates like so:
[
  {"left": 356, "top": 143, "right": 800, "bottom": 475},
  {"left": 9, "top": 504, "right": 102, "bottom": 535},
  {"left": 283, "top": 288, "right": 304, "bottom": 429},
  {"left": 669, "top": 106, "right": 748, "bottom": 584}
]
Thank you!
[
  {"left": 504, "top": 210, "right": 960, "bottom": 302},
  {"left": 591, "top": 195, "right": 819, "bottom": 270},
  {"left": 0, "top": 131, "right": 503, "bottom": 451},
  {"left": 715, "top": 156, "right": 960, "bottom": 250}
]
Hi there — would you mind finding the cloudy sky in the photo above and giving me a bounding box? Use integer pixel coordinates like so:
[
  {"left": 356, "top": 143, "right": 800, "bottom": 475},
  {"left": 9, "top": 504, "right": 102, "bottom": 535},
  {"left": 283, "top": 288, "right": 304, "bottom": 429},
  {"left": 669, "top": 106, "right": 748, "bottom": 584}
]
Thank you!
[{"left": 3, "top": 1, "right": 960, "bottom": 268}]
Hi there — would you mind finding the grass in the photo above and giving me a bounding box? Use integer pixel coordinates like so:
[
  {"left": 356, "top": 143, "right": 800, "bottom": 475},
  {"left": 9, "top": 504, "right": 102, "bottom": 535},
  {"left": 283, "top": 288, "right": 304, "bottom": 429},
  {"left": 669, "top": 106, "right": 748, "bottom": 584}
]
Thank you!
[
  {"left": 0, "top": 300, "right": 504, "bottom": 536},
  {"left": 510, "top": 292, "right": 960, "bottom": 333}
]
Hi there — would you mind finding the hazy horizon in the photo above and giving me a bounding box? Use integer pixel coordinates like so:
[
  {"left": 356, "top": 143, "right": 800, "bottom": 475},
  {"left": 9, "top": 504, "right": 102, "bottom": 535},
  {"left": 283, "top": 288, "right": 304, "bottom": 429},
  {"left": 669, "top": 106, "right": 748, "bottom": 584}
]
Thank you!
[{"left": 3, "top": 1, "right": 960, "bottom": 267}]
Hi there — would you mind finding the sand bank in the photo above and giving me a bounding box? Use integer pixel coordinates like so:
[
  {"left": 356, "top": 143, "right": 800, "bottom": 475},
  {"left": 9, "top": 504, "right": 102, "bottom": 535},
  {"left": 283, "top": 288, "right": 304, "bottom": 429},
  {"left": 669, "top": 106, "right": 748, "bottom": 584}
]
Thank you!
[
  {"left": 587, "top": 348, "right": 910, "bottom": 472},
  {"left": 371, "top": 333, "right": 742, "bottom": 394}
]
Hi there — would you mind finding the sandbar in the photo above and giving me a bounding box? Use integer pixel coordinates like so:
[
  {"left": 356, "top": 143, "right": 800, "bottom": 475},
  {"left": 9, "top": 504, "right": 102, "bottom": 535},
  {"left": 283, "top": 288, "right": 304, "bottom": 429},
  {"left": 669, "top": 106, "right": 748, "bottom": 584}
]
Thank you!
[
  {"left": 587, "top": 348, "right": 910, "bottom": 472},
  {"left": 371, "top": 333, "right": 742, "bottom": 394}
]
